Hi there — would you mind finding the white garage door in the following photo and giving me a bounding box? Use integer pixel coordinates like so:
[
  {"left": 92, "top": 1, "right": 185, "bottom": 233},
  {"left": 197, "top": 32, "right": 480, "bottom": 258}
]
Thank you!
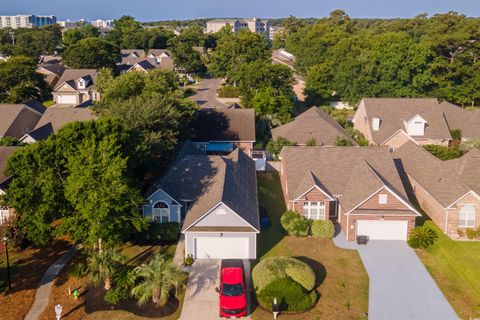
[
  {"left": 57, "top": 95, "right": 77, "bottom": 104},
  {"left": 357, "top": 220, "right": 408, "bottom": 241},
  {"left": 194, "top": 237, "right": 249, "bottom": 259}
]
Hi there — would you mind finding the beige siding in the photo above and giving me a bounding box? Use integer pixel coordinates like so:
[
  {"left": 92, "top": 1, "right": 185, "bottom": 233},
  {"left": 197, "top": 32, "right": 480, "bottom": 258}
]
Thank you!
[{"left": 353, "top": 101, "right": 373, "bottom": 144}]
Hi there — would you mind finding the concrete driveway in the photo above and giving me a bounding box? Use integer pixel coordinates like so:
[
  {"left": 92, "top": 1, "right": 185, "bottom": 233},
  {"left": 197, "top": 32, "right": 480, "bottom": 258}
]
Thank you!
[
  {"left": 190, "top": 77, "right": 227, "bottom": 108},
  {"left": 357, "top": 241, "right": 458, "bottom": 320},
  {"left": 179, "top": 259, "right": 251, "bottom": 320}
]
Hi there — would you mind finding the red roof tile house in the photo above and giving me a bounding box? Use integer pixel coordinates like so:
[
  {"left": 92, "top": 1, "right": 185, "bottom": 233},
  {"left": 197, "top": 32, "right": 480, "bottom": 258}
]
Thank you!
[
  {"left": 280, "top": 146, "right": 420, "bottom": 241},
  {"left": 394, "top": 141, "right": 480, "bottom": 238}
]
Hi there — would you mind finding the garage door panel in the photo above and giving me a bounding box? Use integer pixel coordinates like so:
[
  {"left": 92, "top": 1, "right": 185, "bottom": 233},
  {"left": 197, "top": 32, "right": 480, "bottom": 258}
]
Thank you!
[
  {"left": 194, "top": 237, "right": 249, "bottom": 259},
  {"left": 58, "top": 95, "right": 77, "bottom": 104},
  {"left": 357, "top": 220, "right": 408, "bottom": 241}
]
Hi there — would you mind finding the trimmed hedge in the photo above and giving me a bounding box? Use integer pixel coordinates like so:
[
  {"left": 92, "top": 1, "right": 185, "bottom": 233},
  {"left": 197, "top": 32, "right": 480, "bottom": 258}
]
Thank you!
[
  {"left": 281, "top": 211, "right": 310, "bottom": 237},
  {"left": 252, "top": 256, "right": 316, "bottom": 292},
  {"left": 218, "top": 86, "right": 239, "bottom": 98},
  {"left": 257, "top": 277, "right": 317, "bottom": 312},
  {"left": 134, "top": 221, "right": 180, "bottom": 244},
  {"left": 311, "top": 220, "right": 334, "bottom": 239}
]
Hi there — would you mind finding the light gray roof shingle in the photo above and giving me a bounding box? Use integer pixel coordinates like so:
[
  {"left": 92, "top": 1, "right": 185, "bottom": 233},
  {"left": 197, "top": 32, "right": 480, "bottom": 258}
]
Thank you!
[
  {"left": 282, "top": 146, "right": 413, "bottom": 213},
  {"left": 0, "top": 146, "right": 21, "bottom": 188},
  {"left": 439, "top": 101, "right": 480, "bottom": 140},
  {"left": 54, "top": 69, "right": 97, "bottom": 91},
  {"left": 0, "top": 103, "right": 43, "bottom": 138},
  {"left": 361, "top": 98, "right": 452, "bottom": 144},
  {"left": 150, "top": 148, "right": 259, "bottom": 232},
  {"left": 271, "top": 107, "right": 355, "bottom": 145}
]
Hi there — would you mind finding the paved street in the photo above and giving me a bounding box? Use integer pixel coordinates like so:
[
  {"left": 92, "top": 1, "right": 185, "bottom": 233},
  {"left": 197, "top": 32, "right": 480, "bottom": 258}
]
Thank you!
[
  {"left": 190, "top": 77, "right": 227, "bottom": 108},
  {"left": 179, "top": 259, "right": 251, "bottom": 320}
]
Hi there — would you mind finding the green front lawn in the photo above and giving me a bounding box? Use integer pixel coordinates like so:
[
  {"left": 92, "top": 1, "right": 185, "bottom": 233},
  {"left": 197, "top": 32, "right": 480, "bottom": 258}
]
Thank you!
[
  {"left": 416, "top": 221, "right": 480, "bottom": 319},
  {"left": 253, "top": 172, "right": 369, "bottom": 320}
]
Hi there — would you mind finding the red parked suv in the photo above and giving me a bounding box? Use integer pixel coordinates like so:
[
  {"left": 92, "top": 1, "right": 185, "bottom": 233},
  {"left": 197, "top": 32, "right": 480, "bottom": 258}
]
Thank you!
[{"left": 216, "top": 259, "right": 247, "bottom": 318}]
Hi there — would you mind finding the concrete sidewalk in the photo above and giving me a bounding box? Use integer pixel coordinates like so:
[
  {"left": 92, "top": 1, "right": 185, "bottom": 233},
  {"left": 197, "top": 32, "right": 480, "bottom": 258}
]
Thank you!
[{"left": 24, "top": 247, "right": 76, "bottom": 320}]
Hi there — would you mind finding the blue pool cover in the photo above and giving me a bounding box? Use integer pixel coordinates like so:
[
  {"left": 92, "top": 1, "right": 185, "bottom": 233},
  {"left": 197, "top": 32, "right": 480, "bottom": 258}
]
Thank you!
[{"left": 206, "top": 142, "right": 234, "bottom": 152}]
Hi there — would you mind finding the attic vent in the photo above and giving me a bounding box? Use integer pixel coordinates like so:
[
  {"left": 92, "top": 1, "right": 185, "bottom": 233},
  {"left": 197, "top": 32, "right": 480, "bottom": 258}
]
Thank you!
[{"left": 372, "top": 117, "right": 381, "bottom": 131}]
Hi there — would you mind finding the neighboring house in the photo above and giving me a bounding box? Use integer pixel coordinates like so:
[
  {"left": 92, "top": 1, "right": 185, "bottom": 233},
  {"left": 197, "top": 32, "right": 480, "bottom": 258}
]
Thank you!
[
  {"left": 439, "top": 101, "right": 480, "bottom": 141},
  {"left": 280, "top": 146, "right": 421, "bottom": 241},
  {"left": 21, "top": 103, "right": 97, "bottom": 143},
  {"left": 143, "top": 146, "right": 259, "bottom": 259},
  {"left": 118, "top": 49, "right": 174, "bottom": 73},
  {"left": 394, "top": 141, "right": 480, "bottom": 238},
  {"left": 353, "top": 98, "right": 452, "bottom": 149},
  {"left": 36, "top": 63, "right": 67, "bottom": 87},
  {"left": 0, "top": 101, "right": 46, "bottom": 139},
  {"left": 271, "top": 107, "right": 356, "bottom": 146},
  {"left": 53, "top": 69, "right": 99, "bottom": 105},
  {"left": 207, "top": 18, "right": 270, "bottom": 39},
  {"left": 191, "top": 108, "right": 256, "bottom": 155},
  {"left": 0, "top": 146, "right": 21, "bottom": 224}
]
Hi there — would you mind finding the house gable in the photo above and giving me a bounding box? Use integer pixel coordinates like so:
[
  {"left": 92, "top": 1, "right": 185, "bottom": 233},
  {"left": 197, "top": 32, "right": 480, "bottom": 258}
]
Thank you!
[
  {"left": 404, "top": 114, "right": 427, "bottom": 136},
  {"left": 191, "top": 202, "right": 253, "bottom": 229},
  {"left": 295, "top": 185, "right": 334, "bottom": 202},
  {"left": 56, "top": 82, "right": 78, "bottom": 93},
  {"left": 143, "top": 188, "right": 182, "bottom": 222},
  {"left": 357, "top": 187, "right": 411, "bottom": 211}
]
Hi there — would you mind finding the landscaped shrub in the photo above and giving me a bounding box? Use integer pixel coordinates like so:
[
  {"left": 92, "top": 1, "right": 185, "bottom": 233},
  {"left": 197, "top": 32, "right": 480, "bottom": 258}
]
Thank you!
[
  {"left": 257, "top": 277, "right": 317, "bottom": 312},
  {"left": 281, "top": 211, "right": 311, "bottom": 237},
  {"left": 69, "top": 262, "right": 88, "bottom": 278},
  {"left": 408, "top": 226, "right": 438, "bottom": 249},
  {"left": 466, "top": 228, "right": 478, "bottom": 240},
  {"left": 252, "top": 256, "right": 316, "bottom": 292},
  {"left": 218, "top": 86, "right": 239, "bottom": 98},
  {"left": 311, "top": 220, "right": 335, "bottom": 239},
  {"left": 134, "top": 222, "right": 180, "bottom": 243},
  {"left": 184, "top": 254, "right": 194, "bottom": 266},
  {"left": 104, "top": 287, "right": 128, "bottom": 305},
  {"left": 423, "top": 144, "right": 463, "bottom": 160}
]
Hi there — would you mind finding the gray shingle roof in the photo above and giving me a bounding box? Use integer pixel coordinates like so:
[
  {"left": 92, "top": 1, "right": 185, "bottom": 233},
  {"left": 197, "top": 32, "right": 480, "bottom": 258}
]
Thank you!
[
  {"left": 361, "top": 98, "right": 452, "bottom": 144},
  {"left": 439, "top": 101, "right": 480, "bottom": 140},
  {"left": 393, "top": 141, "right": 475, "bottom": 207},
  {"left": 271, "top": 107, "right": 355, "bottom": 145},
  {"left": 150, "top": 148, "right": 259, "bottom": 232},
  {"left": 54, "top": 69, "right": 97, "bottom": 91},
  {"left": 191, "top": 108, "right": 256, "bottom": 142},
  {"left": 38, "top": 63, "right": 66, "bottom": 77},
  {"left": 0, "top": 146, "right": 21, "bottom": 188},
  {"left": 0, "top": 104, "right": 43, "bottom": 138},
  {"left": 282, "top": 146, "right": 413, "bottom": 213}
]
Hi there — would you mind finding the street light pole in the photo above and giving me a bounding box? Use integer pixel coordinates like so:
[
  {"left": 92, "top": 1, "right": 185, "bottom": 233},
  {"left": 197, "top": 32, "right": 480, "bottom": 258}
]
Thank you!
[{"left": 3, "top": 236, "right": 11, "bottom": 291}]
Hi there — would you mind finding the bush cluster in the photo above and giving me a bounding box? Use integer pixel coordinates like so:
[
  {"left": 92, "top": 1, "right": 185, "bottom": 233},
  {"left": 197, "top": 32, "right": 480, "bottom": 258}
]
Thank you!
[
  {"left": 280, "top": 211, "right": 310, "bottom": 236},
  {"left": 218, "top": 85, "right": 239, "bottom": 98},
  {"left": 280, "top": 211, "right": 335, "bottom": 239},
  {"left": 104, "top": 287, "right": 128, "bottom": 305},
  {"left": 408, "top": 226, "right": 438, "bottom": 249},
  {"left": 257, "top": 277, "right": 317, "bottom": 312},
  {"left": 311, "top": 220, "right": 335, "bottom": 238},
  {"left": 134, "top": 221, "right": 180, "bottom": 244},
  {"left": 252, "top": 256, "right": 316, "bottom": 293},
  {"left": 465, "top": 228, "right": 480, "bottom": 240}
]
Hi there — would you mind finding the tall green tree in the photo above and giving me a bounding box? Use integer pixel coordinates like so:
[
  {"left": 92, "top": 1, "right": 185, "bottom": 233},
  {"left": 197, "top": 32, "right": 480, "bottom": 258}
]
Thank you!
[
  {"left": 62, "top": 37, "right": 120, "bottom": 69},
  {"left": 0, "top": 55, "right": 50, "bottom": 103},
  {"left": 63, "top": 25, "right": 100, "bottom": 47}
]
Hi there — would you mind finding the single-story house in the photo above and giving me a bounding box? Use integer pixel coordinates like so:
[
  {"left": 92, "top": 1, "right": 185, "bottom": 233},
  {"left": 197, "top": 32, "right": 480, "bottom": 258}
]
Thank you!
[
  {"left": 191, "top": 108, "right": 256, "bottom": 155},
  {"left": 271, "top": 106, "right": 356, "bottom": 146},
  {"left": 117, "top": 49, "right": 174, "bottom": 73},
  {"left": 0, "top": 146, "right": 21, "bottom": 224},
  {"left": 353, "top": 98, "right": 452, "bottom": 149},
  {"left": 143, "top": 146, "right": 259, "bottom": 259},
  {"left": 21, "top": 103, "right": 97, "bottom": 143},
  {"left": 53, "top": 69, "right": 99, "bottom": 106},
  {"left": 36, "top": 63, "right": 67, "bottom": 87},
  {"left": 394, "top": 141, "right": 480, "bottom": 238},
  {"left": 280, "top": 146, "right": 421, "bottom": 241},
  {"left": 0, "top": 101, "right": 46, "bottom": 139}
]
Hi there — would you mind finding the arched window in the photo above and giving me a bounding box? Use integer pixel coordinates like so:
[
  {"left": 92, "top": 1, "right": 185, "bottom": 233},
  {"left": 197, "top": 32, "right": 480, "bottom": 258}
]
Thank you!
[
  {"left": 459, "top": 205, "right": 476, "bottom": 228},
  {"left": 153, "top": 201, "right": 169, "bottom": 223}
]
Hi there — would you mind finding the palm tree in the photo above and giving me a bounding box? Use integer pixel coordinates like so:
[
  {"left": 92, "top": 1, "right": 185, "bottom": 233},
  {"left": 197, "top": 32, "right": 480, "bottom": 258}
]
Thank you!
[
  {"left": 131, "top": 254, "right": 184, "bottom": 306},
  {"left": 87, "top": 247, "right": 124, "bottom": 290}
]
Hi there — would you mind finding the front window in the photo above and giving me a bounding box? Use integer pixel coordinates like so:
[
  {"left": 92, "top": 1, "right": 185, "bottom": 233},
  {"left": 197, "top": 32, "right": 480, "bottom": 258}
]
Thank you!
[
  {"left": 303, "top": 201, "right": 325, "bottom": 220},
  {"left": 221, "top": 283, "right": 244, "bottom": 296},
  {"left": 153, "top": 201, "right": 169, "bottom": 223},
  {"left": 459, "top": 205, "right": 476, "bottom": 228}
]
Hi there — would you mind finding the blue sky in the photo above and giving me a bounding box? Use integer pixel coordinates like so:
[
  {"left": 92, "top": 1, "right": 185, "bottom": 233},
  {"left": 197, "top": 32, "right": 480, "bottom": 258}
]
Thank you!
[{"left": 2, "top": 0, "right": 479, "bottom": 21}]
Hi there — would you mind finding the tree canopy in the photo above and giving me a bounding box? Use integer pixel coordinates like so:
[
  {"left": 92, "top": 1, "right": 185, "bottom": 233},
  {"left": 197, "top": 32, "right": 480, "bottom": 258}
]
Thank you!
[
  {"left": 62, "top": 37, "right": 121, "bottom": 69},
  {"left": 0, "top": 55, "right": 50, "bottom": 103},
  {"left": 284, "top": 11, "right": 480, "bottom": 106}
]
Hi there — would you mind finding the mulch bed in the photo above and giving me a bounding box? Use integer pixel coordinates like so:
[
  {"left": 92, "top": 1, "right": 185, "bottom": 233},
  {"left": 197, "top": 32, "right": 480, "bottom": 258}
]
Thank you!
[
  {"left": 84, "top": 286, "right": 180, "bottom": 318},
  {"left": 0, "top": 240, "right": 71, "bottom": 320}
]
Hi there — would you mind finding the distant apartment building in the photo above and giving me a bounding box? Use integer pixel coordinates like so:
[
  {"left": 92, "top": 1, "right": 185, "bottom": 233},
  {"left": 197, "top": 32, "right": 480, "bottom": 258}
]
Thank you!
[
  {"left": 58, "top": 19, "right": 87, "bottom": 29},
  {"left": 269, "top": 26, "right": 285, "bottom": 41},
  {"left": 91, "top": 19, "right": 113, "bottom": 28},
  {"left": 207, "top": 18, "right": 270, "bottom": 39},
  {"left": 0, "top": 15, "right": 56, "bottom": 29}
]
